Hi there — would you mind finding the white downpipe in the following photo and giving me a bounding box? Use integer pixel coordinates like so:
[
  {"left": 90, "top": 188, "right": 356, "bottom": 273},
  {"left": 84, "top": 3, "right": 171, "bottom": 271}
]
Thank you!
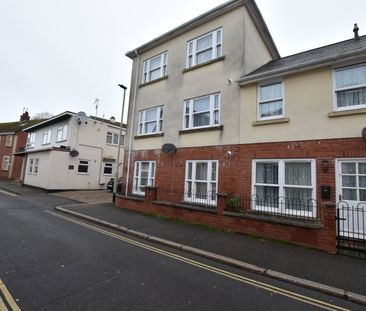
[{"left": 125, "top": 50, "right": 140, "bottom": 195}]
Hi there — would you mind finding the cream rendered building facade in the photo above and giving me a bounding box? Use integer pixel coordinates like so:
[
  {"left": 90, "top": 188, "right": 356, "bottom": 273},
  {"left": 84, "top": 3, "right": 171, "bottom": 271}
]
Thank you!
[{"left": 23, "top": 112, "right": 126, "bottom": 190}]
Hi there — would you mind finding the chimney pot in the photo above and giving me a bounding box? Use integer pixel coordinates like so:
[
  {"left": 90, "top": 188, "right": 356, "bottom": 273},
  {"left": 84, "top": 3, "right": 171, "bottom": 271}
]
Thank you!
[
  {"left": 20, "top": 111, "right": 30, "bottom": 121},
  {"left": 353, "top": 23, "right": 360, "bottom": 40}
]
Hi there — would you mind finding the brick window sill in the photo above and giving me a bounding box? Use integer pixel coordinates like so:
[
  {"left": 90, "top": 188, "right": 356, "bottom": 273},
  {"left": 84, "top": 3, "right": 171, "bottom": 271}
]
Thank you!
[
  {"left": 183, "top": 56, "right": 225, "bottom": 73},
  {"left": 179, "top": 125, "right": 223, "bottom": 135},
  {"left": 134, "top": 133, "right": 164, "bottom": 139},
  {"left": 139, "top": 76, "right": 168, "bottom": 88},
  {"left": 223, "top": 210, "right": 323, "bottom": 229},
  {"left": 328, "top": 108, "right": 366, "bottom": 118},
  {"left": 252, "top": 118, "right": 289, "bottom": 126}
]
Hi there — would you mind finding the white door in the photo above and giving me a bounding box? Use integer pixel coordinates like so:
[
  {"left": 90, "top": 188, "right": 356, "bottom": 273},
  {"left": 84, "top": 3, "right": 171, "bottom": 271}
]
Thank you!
[{"left": 336, "top": 159, "right": 366, "bottom": 239}]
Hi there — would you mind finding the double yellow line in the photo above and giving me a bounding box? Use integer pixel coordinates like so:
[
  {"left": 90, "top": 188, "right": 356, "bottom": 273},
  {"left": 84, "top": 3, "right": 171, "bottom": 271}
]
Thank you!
[
  {"left": 47, "top": 210, "right": 350, "bottom": 311},
  {"left": 0, "top": 279, "right": 20, "bottom": 311}
]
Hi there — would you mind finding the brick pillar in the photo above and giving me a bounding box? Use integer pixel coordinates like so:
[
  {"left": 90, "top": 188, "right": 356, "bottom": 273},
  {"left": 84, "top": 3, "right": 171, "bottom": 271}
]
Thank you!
[
  {"left": 216, "top": 192, "right": 228, "bottom": 215},
  {"left": 144, "top": 186, "right": 158, "bottom": 205},
  {"left": 320, "top": 202, "right": 337, "bottom": 253}
]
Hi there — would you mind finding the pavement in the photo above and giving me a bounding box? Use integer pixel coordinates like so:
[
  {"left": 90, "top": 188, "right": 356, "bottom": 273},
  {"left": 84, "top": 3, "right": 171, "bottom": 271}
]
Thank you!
[{"left": 1, "top": 180, "right": 365, "bottom": 306}]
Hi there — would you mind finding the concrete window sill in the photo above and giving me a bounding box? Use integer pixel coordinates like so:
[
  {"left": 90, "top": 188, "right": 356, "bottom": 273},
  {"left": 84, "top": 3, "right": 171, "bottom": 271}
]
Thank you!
[
  {"left": 139, "top": 76, "right": 168, "bottom": 88},
  {"left": 134, "top": 133, "right": 164, "bottom": 139},
  {"left": 179, "top": 125, "right": 223, "bottom": 135},
  {"left": 183, "top": 56, "right": 225, "bottom": 73},
  {"left": 252, "top": 118, "right": 289, "bottom": 126},
  {"left": 328, "top": 108, "right": 366, "bottom": 118},
  {"left": 153, "top": 200, "right": 217, "bottom": 214}
]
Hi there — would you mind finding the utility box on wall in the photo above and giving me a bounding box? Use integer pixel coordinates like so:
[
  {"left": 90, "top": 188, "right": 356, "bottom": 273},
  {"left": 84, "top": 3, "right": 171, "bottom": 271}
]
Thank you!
[{"left": 321, "top": 185, "right": 331, "bottom": 200}]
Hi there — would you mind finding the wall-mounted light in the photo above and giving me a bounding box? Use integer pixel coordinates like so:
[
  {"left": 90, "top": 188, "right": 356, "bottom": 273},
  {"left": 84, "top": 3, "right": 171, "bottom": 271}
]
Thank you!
[{"left": 322, "top": 159, "right": 329, "bottom": 173}]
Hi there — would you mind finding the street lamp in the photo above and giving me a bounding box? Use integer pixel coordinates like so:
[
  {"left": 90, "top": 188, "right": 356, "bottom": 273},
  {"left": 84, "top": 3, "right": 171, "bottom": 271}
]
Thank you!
[{"left": 113, "top": 83, "right": 127, "bottom": 203}]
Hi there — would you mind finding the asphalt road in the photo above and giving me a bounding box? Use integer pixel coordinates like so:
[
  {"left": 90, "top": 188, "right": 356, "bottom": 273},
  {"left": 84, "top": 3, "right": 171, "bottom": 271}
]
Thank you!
[{"left": 0, "top": 190, "right": 363, "bottom": 311}]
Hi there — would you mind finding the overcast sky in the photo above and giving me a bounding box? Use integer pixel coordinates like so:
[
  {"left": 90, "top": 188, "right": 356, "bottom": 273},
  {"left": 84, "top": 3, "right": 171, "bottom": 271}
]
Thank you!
[{"left": 1, "top": 0, "right": 365, "bottom": 123}]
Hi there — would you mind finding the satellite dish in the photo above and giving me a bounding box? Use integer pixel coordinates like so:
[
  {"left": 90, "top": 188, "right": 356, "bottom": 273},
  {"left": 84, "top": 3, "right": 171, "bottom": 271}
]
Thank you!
[
  {"left": 162, "top": 143, "right": 177, "bottom": 154},
  {"left": 362, "top": 127, "right": 366, "bottom": 142},
  {"left": 76, "top": 111, "right": 87, "bottom": 125},
  {"left": 69, "top": 148, "right": 79, "bottom": 157}
]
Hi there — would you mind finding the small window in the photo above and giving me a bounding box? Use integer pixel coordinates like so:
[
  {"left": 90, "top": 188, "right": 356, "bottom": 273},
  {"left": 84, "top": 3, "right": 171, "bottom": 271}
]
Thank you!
[
  {"left": 334, "top": 63, "right": 366, "bottom": 111},
  {"left": 133, "top": 161, "right": 156, "bottom": 195},
  {"left": 185, "top": 160, "right": 218, "bottom": 206},
  {"left": 2, "top": 156, "right": 10, "bottom": 171},
  {"left": 56, "top": 125, "right": 68, "bottom": 142},
  {"left": 186, "top": 28, "right": 222, "bottom": 68},
  {"left": 138, "top": 106, "right": 163, "bottom": 135},
  {"left": 184, "top": 93, "right": 220, "bottom": 129},
  {"left": 28, "top": 158, "right": 34, "bottom": 174},
  {"left": 42, "top": 130, "right": 51, "bottom": 145},
  {"left": 78, "top": 160, "right": 89, "bottom": 174},
  {"left": 258, "top": 82, "right": 284, "bottom": 120},
  {"left": 34, "top": 158, "right": 39, "bottom": 175},
  {"left": 142, "top": 52, "right": 168, "bottom": 83},
  {"left": 27, "top": 133, "right": 36, "bottom": 148},
  {"left": 103, "top": 162, "right": 113, "bottom": 175},
  {"left": 5, "top": 135, "right": 13, "bottom": 147},
  {"left": 106, "top": 132, "right": 120, "bottom": 146}
]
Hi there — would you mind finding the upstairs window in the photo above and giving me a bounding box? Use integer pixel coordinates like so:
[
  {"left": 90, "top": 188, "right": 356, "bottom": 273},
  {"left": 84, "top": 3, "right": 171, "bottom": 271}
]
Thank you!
[
  {"left": 258, "top": 82, "right": 284, "bottom": 120},
  {"left": 56, "top": 125, "right": 68, "bottom": 142},
  {"left": 142, "top": 52, "right": 168, "bottom": 83},
  {"left": 184, "top": 93, "right": 220, "bottom": 129},
  {"left": 5, "top": 135, "right": 13, "bottom": 147},
  {"left": 2, "top": 156, "right": 10, "bottom": 171},
  {"left": 27, "top": 133, "right": 36, "bottom": 148},
  {"left": 106, "top": 132, "right": 119, "bottom": 145},
  {"left": 138, "top": 106, "right": 163, "bottom": 135},
  {"left": 42, "top": 130, "right": 51, "bottom": 145},
  {"left": 334, "top": 63, "right": 366, "bottom": 111},
  {"left": 186, "top": 28, "right": 222, "bottom": 68}
]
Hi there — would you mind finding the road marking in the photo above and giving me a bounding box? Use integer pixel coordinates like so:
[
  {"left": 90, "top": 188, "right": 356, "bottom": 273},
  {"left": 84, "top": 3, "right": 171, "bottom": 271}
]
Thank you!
[
  {"left": 47, "top": 210, "right": 349, "bottom": 311},
  {"left": 0, "top": 190, "right": 17, "bottom": 197},
  {"left": 0, "top": 279, "right": 20, "bottom": 311}
]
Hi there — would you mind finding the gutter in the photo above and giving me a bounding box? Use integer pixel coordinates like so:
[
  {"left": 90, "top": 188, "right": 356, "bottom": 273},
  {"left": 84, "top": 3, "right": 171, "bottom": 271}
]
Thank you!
[{"left": 238, "top": 47, "right": 366, "bottom": 85}]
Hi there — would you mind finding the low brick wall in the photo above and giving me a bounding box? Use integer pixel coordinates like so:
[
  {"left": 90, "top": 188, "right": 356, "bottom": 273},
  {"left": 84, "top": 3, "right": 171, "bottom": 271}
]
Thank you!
[{"left": 116, "top": 188, "right": 337, "bottom": 253}]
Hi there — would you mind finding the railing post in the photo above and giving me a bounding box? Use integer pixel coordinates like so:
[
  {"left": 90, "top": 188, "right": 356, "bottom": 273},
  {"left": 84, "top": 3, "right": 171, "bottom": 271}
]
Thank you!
[{"left": 216, "top": 192, "right": 228, "bottom": 214}]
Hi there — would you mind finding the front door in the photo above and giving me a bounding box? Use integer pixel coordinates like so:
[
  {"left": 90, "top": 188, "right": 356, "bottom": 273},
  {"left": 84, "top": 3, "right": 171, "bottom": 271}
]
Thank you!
[{"left": 336, "top": 159, "right": 366, "bottom": 239}]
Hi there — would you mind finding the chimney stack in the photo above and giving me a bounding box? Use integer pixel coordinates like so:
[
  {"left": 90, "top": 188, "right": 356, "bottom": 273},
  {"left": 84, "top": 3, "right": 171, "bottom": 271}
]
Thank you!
[
  {"left": 20, "top": 111, "right": 30, "bottom": 121},
  {"left": 353, "top": 23, "right": 360, "bottom": 40}
]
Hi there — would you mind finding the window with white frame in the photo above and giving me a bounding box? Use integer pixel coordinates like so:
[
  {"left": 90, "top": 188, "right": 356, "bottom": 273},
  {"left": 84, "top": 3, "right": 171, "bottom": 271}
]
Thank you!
[
  {"left": 185, "top": 160, "right": 218, "bottom": 206},
  {"left": 2, "top": 156, "right": 10, "bottom": 171},
  {"left": 252, "top": 159, "right": 316, "bottom": 217},
  {"left": 103, "top": 162, "right": 113, "bottom": 175},
  {"left": 258, "top": 82, "right": 284, "bottom": 120},
  {"left": 42, "top": 130, "right": 51, "bottom": 145},
  {"left": 5, "top": 135, "right": 13, "bottom": 147},
  {"left": 138, "top": 106, "right": 163, "bottom": 135},
  {"left": 142, "top": 52, "right": 168, "bottom": 84},
  {"left": 186, "top": 28, "right": 222, "bottom": 68},
  {"left": 106, "top": 132, "right": 119, "bottom": 145},
  {"left": 26, "top": 133, "right": 35, "bottom": 148},
  {"left": 184, "top": 93, "right": 220, "bottom": 129},
  {"left": 334, "top": 63, "right": 366, "bottom": 110},
  {"left": 133, "top": 161, "right": 156, "bottom": 195},
  {"left": 34, "top": 158, "right": 39, "bottom": 175},
  {"left": 77, "top": 160, "right": 89, "bottom": 174},
  {"left": 28, "top": 158, "right": 34, "bottom": 174},
  {"left": 56, "top": 125, "right": 68, "bottom": 142}
]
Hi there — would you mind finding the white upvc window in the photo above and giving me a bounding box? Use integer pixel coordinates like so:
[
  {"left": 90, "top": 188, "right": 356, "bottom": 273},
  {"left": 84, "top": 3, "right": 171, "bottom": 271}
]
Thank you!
[
  {"left": 186, "top": 28, "right": 222, "bottom": 68},
  {"left": 185, "top": 160, "right": 218, "bottom": 206},
  {"left": 142, "top": 52, "right": 168, "bottom": 83},
  {"left": 77, "top": 160, "right": 89, "bottom": 174},
  {"left": 333, "top": 63, "right": 366, "bottom": 111},
  {"left": 258, "top": 82, "right": 284, "bottom": 120},
  {"left": 5, "top": 135, "right": 13, "bottom": 147},
  {"left": 138, "top": 106, "right": 163, "bottom": 135},
  {"left": 133, "top": 161, "right": 156, "bottom": 195},
  {"left": 42, "top": 130, "right": 51, "bottom": 145},
  {"left": 34, "top": 158, "right": 39, "bottom": 175},
  {"left": 56, "top": 125, "right": 68, "bottom": 142},
  {"left": 252, "top": 159, "right": 316, "bottom": 217},
  {"left": 103, "top": 162, "right": 113, "bottom": 175},
  {"left": 106, "top": 132, "right": 119, "bottom": 145},
  {"left": 184, "top": 93, "right": 220, "bottom": 129},
  {"left": 28, "top": 158, "right": 34, "bottom": 174},
  {"left": 2, "top": 156, "right": 10, "bottom": 171},
  {"left": 26, "top": 133, "right": 35, "bottom": 148}
]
